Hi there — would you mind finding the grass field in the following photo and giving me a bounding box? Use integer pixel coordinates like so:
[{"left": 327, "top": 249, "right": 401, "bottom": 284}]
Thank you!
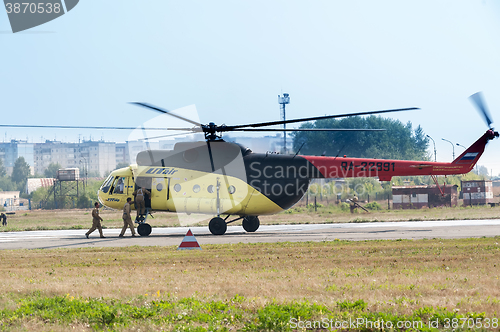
[
  {"left": 0, "top": 203, "right": 499, "bottom": 232},
  {"left": 0, "top": 238, "right": 499, "bottom": 331}
]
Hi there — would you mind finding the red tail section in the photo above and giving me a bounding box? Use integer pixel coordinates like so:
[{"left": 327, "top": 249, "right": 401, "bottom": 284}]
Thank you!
[
  {"left": 302, "top": 130, "right": 498, "bottom": 181},
  {"left": 451, "top": 129, "right": 498, "bottom": 171}
]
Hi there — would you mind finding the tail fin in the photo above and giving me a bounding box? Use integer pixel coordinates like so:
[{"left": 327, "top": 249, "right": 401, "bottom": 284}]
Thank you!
[{"left": 452, "top": 130, "right": 498, "bottom": 169}]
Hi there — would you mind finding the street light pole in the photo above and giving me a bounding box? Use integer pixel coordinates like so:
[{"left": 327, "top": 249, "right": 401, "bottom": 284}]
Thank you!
[
  {"left": 441, "top": 138, "right": 455, "bottom": 160},
  {"left": 456, "top": 143, "right": 466, "bottom": 150},
  {"left": 426, "top": 135, "right": 437, "bottom": 162}
]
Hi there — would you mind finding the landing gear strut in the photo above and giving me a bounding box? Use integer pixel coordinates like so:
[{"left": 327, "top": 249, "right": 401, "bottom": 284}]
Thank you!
[{"left": 242, "top": 216, "right": 260, "bottom": 232}]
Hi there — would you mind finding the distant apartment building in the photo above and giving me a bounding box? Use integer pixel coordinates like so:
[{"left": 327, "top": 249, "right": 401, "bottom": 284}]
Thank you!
[
  {"left": 34, "top": 140, "right": 116, "bottom": 177},
  {"left": 0, "top": 135, "right": 288, "bottom": 179},
  {"left": 0, "top": 140, "right": 34, "bottom": 175},
  {"left": 115, "top": 143, "right": 130, "bottom": 166}
]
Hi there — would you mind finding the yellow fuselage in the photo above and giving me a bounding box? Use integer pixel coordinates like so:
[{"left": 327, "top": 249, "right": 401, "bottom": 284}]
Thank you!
[{"left": 98, "top": 165, "right": 283, "bottom": 216}]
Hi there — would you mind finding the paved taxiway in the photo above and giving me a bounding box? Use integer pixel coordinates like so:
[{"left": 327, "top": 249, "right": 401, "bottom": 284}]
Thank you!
[{"left": 1, "top": 219, "right": 500, "bottom": 250}]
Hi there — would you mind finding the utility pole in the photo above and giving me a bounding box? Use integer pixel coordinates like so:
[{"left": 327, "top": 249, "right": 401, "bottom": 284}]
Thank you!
[{"left": 278, "top": 93, "right": 290, "bottom": 154}]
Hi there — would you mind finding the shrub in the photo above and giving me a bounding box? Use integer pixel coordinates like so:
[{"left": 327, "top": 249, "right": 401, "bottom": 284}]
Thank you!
[
  {"left": 339, "top": 202, "right": 350, "bottom": 212},
  {"left": 307, "top": 203, "right": 324, "bottom": 209},
  {"left": 365, "top": 202, "right": 382, "bottom": 210}
]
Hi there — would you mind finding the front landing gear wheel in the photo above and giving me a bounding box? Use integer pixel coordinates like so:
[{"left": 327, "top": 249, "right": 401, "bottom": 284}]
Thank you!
[
  {"left": 209, "top": 217, "right": 227, "bottom": 235},
  {"left": 242, "top": 216, "right": 260, "bottom": 232},
  {"left": 137, "top": 223, "right": 152, "bottom": 236}
]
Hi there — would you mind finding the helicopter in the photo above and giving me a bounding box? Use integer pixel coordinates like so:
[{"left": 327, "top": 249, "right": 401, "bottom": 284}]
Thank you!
[
  {"left": 95, "top": 92, "right": 497, "bottom": 236},
  {"left": 1, "top": 93, "right": 496, "bottom": 236}
]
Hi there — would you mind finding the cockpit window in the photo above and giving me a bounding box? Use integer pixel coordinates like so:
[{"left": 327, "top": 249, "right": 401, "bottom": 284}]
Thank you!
[
  {"left": 100, "top": 175, "right": 114, "bottom": 193},
  {"left": 112, "top": 177, "right": 126, "bottom": 194}
]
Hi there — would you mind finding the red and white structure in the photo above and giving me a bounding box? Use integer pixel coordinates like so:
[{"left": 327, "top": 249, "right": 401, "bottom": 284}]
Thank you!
[{"left": 177, "top": 229, "right": 202, "bottom": 250}]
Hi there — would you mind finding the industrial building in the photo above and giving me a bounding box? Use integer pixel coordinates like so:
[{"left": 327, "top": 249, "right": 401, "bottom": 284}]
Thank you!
[
  {"left": 461, "top": 180, "right": 494, "bottom": 206},
  {"left": 392, "top": 185, "right": 458, "bottom": 209}
]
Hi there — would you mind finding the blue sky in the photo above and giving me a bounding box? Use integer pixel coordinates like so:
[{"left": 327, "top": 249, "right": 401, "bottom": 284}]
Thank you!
[{"left": 1, "top": 0, "right": 499, "bottom": 174}]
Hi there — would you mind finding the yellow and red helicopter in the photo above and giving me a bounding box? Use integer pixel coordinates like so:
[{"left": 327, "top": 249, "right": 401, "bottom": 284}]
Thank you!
[
  {"left": 2, "top": 93, "right": 496, "bottom": 236},
  {"left": 96, "top": 92, "right": 497, "bottom": 236}
]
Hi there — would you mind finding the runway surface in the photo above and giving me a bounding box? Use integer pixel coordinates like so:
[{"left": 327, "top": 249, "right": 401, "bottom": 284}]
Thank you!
[{"left": 1, "top": 219, "right": 500, "bottom": 250}]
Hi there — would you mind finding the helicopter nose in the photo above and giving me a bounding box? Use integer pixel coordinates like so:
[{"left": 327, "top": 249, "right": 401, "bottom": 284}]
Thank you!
[{"left": 97, "top": 189, "right": 105, "bottom": 206}]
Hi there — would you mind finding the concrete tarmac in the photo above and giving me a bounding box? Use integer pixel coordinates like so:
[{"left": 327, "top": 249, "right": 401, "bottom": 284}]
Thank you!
[{"left": 1, "top": 219, "right": 500, "bottom": 250}]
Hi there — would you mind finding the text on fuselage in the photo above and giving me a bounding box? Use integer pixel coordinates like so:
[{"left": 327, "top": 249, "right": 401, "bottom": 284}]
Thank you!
[{"left": 145, "top": 168, "right": 178, "bottom": 175}]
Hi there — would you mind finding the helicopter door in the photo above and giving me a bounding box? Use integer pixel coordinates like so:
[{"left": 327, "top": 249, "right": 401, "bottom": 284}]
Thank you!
[
  {"left": 134, "top": 177, "right": 152, "bottom": 209},
  {"left": 151, "top": 177, "right": 168, "bottom": 210}
]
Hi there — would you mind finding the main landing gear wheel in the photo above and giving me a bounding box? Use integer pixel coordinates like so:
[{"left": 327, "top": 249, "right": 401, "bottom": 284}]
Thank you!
[
  {"left": 137, "top": 223, "right": 152, "bottom": 236},
  {"left": 242, "top": 216, "right": 260, "bottom": 232},
  {"left": 209, "top": 217, "right": 227, "bottom": 235}
]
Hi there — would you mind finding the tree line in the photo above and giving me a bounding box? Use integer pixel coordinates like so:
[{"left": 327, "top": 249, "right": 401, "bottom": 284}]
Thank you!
[{"left": 292, "top": 115, "right": 429, "bottom": 160}]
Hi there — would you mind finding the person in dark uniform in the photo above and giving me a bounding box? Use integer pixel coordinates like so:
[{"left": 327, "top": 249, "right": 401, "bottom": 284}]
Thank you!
[
  {"left": 133, "top": 187, "right": 150, "bottom": 220},
  {"left": 1, "top": 213, "right": 6, "bottom": 226},
  {"left": 119, "top": 197, "right": 136, "bottom": 237},
  {"left": 85, "top": 202, "right": 105, "bottom": 238}
]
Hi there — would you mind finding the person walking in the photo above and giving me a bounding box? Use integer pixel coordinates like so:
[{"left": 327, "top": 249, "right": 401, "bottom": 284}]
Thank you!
[
  {"left": 133, "top": 187, "right": 150, "bottom": 220},
  {"left": 119, "top": 197, "right": 136, "bottom": 237},
  {"left": 1, "top": 213, "right": 6, "bottom": 226},
  {"left": 85, "top": 202, "right": 105, "bottom": 239}
]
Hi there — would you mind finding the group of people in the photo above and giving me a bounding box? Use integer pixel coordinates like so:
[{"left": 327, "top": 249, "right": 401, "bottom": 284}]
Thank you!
[{"left": 85, "top": 187, "right": 150, "bottom": 238}]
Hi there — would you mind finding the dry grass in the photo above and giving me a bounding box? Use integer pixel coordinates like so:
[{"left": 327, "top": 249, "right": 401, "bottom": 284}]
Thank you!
[
  {"left": 1, "top": 204, "right": 499, "bottom": 232},
  {"left": 1, "top": 238, "right": 499, "bottom": 316}
]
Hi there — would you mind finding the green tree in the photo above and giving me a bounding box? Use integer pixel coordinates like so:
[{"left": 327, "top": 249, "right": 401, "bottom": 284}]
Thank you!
[
  {"left": 44, "top": 163, "right": 62, "bottom": 178},
  {"left": 11, "top": 157, "right": 31, "bottom": 185},
  {"left": 77, "top": 193, "right": 92, "bottom": 208},
  {"left": 292, "top": 116, "right": 429, "bottom": 160},
  {"left": 477, "top": 165, "right": 489, "bottom": 178},
  {"left": 0, "top": 177, "right": 16, "bottom": 191}
]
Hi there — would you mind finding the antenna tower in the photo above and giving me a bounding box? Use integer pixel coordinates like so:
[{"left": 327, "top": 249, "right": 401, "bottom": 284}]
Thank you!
[{"left": 278, "top": 93, "right": 290, "bottom": 154}]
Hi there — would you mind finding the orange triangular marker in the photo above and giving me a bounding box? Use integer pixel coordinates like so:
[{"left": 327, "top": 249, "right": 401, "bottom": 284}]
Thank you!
[{"left": 177, "top": 228, "right": 202, "bottom": 250}]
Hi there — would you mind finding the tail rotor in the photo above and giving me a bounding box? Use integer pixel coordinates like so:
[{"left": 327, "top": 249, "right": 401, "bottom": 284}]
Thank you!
[{"left": 469, "top": 92, "right": 494, "bottom": 130}]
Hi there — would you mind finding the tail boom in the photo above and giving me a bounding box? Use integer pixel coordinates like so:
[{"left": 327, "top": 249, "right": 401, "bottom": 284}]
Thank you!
[{"left": 302, "top": 129, "right": 498, "bottom": 181}]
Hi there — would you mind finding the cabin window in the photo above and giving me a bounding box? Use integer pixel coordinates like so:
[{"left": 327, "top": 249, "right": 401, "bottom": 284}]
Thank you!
[
  {"left": 228, "top": 185, "right": 236, "bottom": 194},
  {"left": 207, "top": 185, "right": 214, "bottom": 194},
  {"left": 100, "top": 175, "right": 114, "bottom": 193},
  {"left": 174, "top": 184, "right": 182, "bottom": 192},
  {"left": 193, "top": 185, "right": 201, "bottom": 193}
]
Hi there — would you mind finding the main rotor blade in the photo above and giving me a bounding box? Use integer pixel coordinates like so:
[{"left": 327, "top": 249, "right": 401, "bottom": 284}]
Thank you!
[
  {"left": 0, "top": 124, "right": 174, "bottom": 130},
  {"left": 225, "top": 107, "right": 419, "bottom": 130},
  {"left": 233, "top": 128, "right": 386, "bottom": 132},
  {"left": 130, "top": 102, "right": 202, "bottom": 126},
  {"left": 469, "top": 92, "right": 493, "bottom": 128}
]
